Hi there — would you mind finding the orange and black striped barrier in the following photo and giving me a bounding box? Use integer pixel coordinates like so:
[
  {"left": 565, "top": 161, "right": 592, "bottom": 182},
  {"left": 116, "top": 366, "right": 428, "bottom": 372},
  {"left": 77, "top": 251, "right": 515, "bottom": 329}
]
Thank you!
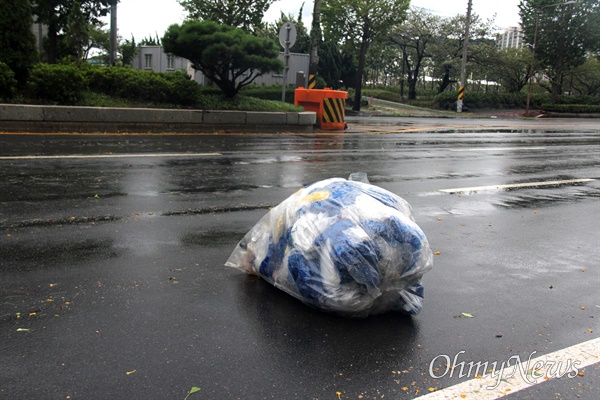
[{"left": 294, "top": 88, "right": 348, "bottom": 130}]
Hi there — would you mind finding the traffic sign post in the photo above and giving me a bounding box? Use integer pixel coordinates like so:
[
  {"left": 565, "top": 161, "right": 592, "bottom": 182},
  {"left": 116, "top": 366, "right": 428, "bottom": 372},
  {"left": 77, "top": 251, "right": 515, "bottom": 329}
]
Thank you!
[{"left": 279, "top": 22, "right": 297, "bottom": 102}]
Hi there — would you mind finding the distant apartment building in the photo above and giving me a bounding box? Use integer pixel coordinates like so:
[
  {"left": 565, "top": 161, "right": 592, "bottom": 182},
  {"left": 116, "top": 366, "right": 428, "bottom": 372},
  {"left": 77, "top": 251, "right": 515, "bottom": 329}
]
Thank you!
[
  {"left": 131, "top": 45, "right": 188, "bottom": 73},
  {"left": 497, "top": 26, "right": 525, "bottom": 49},
  {"left": 131, "top": 45, "right": 310, "bottom": 87}
]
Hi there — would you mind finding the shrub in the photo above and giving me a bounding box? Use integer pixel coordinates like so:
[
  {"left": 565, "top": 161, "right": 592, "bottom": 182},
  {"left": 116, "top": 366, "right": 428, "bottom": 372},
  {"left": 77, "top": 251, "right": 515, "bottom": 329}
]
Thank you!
[
  {"left": 28, "top": 63, "right": 87, "bottom": 104},
  {"left": 541, "top": 104, "right": 600, "bottom": 113},
  {"left": 0, "top": 62, "right": 18, "bottom": 100},
  {"left": 433, "top": 91, "right": 531, "bottom": 110},
  {"left": 241, "top": 85, "right": 296, "bottom": 103},
  {"left": 84, "top": 66, "right": 201, "bottom": 106}
]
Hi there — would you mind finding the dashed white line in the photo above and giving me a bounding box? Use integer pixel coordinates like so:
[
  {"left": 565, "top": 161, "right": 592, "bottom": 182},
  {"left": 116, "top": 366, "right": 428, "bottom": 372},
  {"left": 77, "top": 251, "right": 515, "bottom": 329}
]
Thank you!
[
  {"left": 0, "top": 153, "right": 222, "bottom": 160},
  {"left": 416, "top": 337, "right": 600, "bottom": 400},
  {"left": 440, "top": 179, "right": 595, "bottom": 194}
]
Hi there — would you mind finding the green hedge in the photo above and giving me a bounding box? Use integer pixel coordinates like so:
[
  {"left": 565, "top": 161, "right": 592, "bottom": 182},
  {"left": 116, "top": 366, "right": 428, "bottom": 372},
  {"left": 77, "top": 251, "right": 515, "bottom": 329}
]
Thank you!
[
  {"left": 84, "top": 66, "right": 200, "bottom": 106},
  {"left": 541, "top": 104, "right": 600, "bottom": 113},
  {"left": 28, "top": 63, "right": 87, "bottom": 104},
  {"left": 433, "top": 91, "right": 600, "bottom": 110},
  {"left": 434, "top": 91, "right": 530, "bottom": 109},
  {"left": 0, "top": 62, "right": 17, "bottom": 100}
]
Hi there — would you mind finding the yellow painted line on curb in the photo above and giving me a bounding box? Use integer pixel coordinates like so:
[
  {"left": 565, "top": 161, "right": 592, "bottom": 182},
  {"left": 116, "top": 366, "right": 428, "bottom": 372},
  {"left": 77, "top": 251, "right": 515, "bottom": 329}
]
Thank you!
[
  {"left": 440, "top": 179, "right": 594, "bottom": 194},
  {"left": 0, "top": 153, "right": 221, "bottom": 160},
  {"left": 416, "top": 337, "right": 600, "bottom": 400}
]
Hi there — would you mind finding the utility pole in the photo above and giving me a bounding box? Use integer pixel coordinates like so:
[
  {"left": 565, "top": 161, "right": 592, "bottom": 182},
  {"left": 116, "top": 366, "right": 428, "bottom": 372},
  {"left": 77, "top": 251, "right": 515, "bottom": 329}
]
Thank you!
[
  {"left": 109, "top": 0, "right": 117, "bottom": 66},
  {"left": 457, "top": 0, "right": 472, "bottom": 113},
  {"left": 308, "top": 0, "right": 322, "bottom": 89}
]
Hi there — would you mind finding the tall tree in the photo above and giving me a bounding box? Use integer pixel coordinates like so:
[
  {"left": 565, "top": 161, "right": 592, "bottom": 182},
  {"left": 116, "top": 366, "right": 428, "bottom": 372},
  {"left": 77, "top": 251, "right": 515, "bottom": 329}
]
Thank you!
[
  {"left": 570, "top": 55, "right": 600, "bottom": 96},
  {"left": 120, "top": 35, "right": 137, "bottom": 66},
  {"left": 65, "top": 0, "right": 88, "bottom": 65},
  {"left": 482, "top": 47, "right": 532, "bottom": 93},
  {"left": 430, "top": 12, "right": 495, "bottom": 93},
  {"left": 177, "top": 0, "right": 274, "bottom": 33},
  {"left": 0, "top": 0, "right": 37, "bottom": 85},
  {"left": 389, "top": 8, "right": 441, "bottom": 100},
  {"left": 31, "top": 0, "right": 115, "bottom": 64},
  {"left": 322, "top": 0, "right": 410, "bottom": 111},
  {"left": 162, "top": 20, "right": 283, "bottom": 97},
  {"left": 519, "top": 0, "right": 600, "bottom": 102}
]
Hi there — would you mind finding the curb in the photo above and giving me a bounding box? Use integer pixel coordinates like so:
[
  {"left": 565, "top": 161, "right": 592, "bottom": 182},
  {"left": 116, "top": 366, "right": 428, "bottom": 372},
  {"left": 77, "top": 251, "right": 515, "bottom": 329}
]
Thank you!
[{"left": 0, "top": 104, "right": 317, "bottom": 133}]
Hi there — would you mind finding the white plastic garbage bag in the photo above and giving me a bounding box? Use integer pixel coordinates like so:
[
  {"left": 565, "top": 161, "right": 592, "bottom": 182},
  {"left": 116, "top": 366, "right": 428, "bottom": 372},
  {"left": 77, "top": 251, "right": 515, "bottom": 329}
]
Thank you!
[{"left": 225, "top": 176, "right": 433, "bottom": 317}]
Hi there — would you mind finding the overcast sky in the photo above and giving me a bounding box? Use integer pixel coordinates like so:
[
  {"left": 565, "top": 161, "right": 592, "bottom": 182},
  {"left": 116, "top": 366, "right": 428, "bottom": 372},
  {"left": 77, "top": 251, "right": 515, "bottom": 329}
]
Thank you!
[{"left": 106, "top": 0, "right": 522, "bottom": 42}]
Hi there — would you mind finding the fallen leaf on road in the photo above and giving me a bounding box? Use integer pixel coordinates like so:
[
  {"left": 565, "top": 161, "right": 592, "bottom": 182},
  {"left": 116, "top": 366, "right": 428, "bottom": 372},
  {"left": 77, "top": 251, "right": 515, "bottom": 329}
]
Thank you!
[
  {"left": 184, "top": 387, "right": 201, "bottom": 400},
  {"left": 434, "top": 251, "right": 441, "bottom": 255},
  {"left": 17, "top": 328, "right": 30, "bottom": 332},
  {"left": 125, "top": 370, "right": 137, "bottom": 375},
  {"left": 336, "top": 391, "right": 342, "bottom": 400},
  {"left": 462, "top": 313, "right": 474, "bottom": 318}
]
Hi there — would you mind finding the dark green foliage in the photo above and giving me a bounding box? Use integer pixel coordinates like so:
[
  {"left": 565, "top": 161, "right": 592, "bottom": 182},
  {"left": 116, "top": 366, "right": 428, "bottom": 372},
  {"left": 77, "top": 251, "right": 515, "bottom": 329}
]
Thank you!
[
  {"left": 162, "top": 21, "right": 283, "bottom": 97},
  {"left": 119, "top": 36, "right": 137, "bottom": 66},
  {"left": 28, "top": 63, "right": 87, "bottom": 104},
  {"left": 433, "top": 91, "right": 528, "bottom": 110},
  {"left": 177, "top": 0, "right": 274, "bottom": 33},
  {"left": 317, "top": 40, "right": 343, "bottom": 89},
  {"left": 84, "top": 66, "right": 200, "bottom": 106},
  {"left": 0, "top": 62, "right": 18, "bottom": 99},
  {"left": 432, "top": 91, "right": 599, "bottom": 110},
  {"left": 519, "top": 0, "right": 600, "bottom": 102},
  {"left": 31, "top": 0, "right": 115, "bottom": 63},
  {"left": 0, "top": 0, "right": 38, "bottom": 86},
  {"left": 541, "top": 104, "right": 600, "bottom": 113},
  {"left": 241, "top": 85, "right": 296, "bottom": 103}
]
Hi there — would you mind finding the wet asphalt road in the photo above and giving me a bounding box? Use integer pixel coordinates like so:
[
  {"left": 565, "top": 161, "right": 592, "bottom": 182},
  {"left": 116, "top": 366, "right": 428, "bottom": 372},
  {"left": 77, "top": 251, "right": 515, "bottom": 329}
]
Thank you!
[{"left": 0, "top": 121, "right": 599, "bottom": 400}]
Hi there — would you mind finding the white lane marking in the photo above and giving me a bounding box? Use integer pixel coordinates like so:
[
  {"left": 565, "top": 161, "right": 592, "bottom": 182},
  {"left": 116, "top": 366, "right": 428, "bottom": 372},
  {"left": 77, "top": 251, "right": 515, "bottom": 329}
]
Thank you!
[
  {"left": 0, "top": 153, "right": 221, "bottom": 160},
  {"left": 449, "top": 147, "right": 547, "bottom": 152},
  {"left": 440, "top": 179, "right": 595, "bottom": 194},
  {"left": 416, "top": 337, "right": 600, "bottom": 400}
]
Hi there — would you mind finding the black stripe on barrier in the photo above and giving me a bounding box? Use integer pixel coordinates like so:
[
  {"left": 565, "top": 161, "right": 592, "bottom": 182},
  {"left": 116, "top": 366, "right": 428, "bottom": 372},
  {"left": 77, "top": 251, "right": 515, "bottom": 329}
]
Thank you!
[
  {"left": 323, "top": 98, "right": 345, "bottom": 122},
  {"left": 308, "top": 74, "right": 316, "bottom": 89}
]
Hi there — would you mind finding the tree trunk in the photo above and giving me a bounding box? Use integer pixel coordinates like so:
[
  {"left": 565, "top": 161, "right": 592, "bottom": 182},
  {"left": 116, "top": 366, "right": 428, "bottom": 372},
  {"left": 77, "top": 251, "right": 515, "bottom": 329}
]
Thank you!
[
  {"left": 550, "top": 69, "right": 563, "bottom": 104},
  {"left": 408, "top": 78, "right": 417, "bottom": 100},
  {"left": 352, "top": 39, "right": 369, "bottom": 112},
  {"left": 438, "top": 65, "right": 454, "bottom": 93},
  {"left": 48, "top": 20, "right": 58, "bottom": 64}
]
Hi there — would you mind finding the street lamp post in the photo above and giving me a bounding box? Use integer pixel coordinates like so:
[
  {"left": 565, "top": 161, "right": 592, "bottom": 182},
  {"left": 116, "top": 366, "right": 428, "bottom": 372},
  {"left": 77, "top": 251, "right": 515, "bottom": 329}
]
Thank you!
[{"left": 525, "top": 1, "right": 578, "bottom": 115}]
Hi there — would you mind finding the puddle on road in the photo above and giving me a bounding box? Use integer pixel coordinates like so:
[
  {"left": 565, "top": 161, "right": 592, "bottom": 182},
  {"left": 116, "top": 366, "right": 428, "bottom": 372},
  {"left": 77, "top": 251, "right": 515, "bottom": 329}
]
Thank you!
[
  {"left": 494, "top": 186, "right": 600, "bottom": 209},
  {"left": 0, "top": 237, "right": 119, "bottom": 271},
  {"left": 181, "top": 230, "right": 245, "bottom": 246}
]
